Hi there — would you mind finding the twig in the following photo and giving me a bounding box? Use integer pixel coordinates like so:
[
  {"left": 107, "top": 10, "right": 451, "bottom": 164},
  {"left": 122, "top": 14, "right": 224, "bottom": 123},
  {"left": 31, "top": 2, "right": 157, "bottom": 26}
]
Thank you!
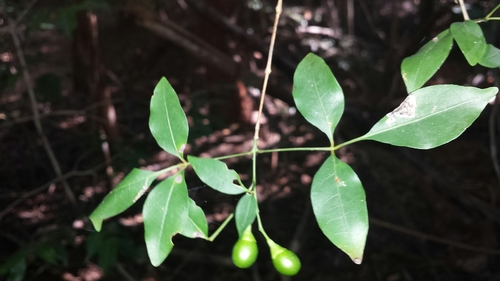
[
  {"left": 1, "top": 1, "right": 77, "bottom": 205},
  {"left": 370, "top": 217, "right": 500, "bottom": 255},
  {"left": 15, "top": 0, "right": 38, "bottom": 24},
  {"left": 125, "top": 4, "right": 237, "bottom": 76},
  {"left": 254, "top": 0, "right": 282, "bottom": 141},
  {"left": 347, "top": 0, "right": 354, "bottom": 36},
  {"left": 0, "top": 166, "right": 102, "bottom": 221},
  {"left": 457, "top": 0, "right": 470, "bottom": 20},
  {"left": 115, "top": 263, "right": 137, "bottom": 281}
]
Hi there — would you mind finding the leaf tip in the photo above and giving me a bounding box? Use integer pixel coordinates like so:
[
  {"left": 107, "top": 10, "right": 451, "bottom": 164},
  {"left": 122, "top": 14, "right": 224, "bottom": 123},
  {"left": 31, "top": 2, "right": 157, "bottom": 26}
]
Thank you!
[
  {"left": 353, "top": 257, "right": 363, "bottom": 265},
  {"left": 89, "top": 216, "right": 103, "bottom": 232}
]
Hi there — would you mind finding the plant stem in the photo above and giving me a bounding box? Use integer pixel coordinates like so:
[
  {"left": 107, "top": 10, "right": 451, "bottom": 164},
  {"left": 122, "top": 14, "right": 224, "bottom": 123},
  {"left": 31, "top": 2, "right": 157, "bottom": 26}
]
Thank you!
[
  {"left": 486, "top": 4, "right": 500, "bottom": 19},
  {"left": 258, "top": 147, "right": 334, "bottom": 154},
  {"left": 457, "top": 0, "right": 470, "bottom": 20},
  {"left": 1, "top": 0, "right": 76, "bottom": 205},
  {"left": 253, "top": 0, "right": 283, "bottom": 141},
  {"left": 333, "top": 135, "right": 366, "bottom": 150},
  {"left": 256, "top": 212, "right": 272, "bottom": 241},
  {"left": 215, "top": 151, "right": 253, "bottom": 160},
  {"left": 207, "top": 213, "right": 234, "bottom": 241}
]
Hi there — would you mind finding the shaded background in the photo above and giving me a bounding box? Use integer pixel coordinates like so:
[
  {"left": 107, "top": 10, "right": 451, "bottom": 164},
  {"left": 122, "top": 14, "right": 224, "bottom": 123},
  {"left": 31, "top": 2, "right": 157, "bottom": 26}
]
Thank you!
[{"left": 1, "top": 0, "right": 500, "bottom": 280}]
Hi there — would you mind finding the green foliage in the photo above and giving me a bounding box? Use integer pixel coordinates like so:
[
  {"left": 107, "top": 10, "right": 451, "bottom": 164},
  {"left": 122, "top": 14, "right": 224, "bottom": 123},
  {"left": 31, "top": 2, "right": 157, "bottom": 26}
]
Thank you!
[
  {"left": 188, "top": 156, "right": 248, "bottom": 195},
  {"left": 180, "top": 197, "right": 209, "bottom": 239},
  {"left": 143, "top": 172, "right": 189, "bottom": 266},
  {"left": 87, "top": 9, "right": 500, "bottom": 277},
  {"left": 450, "top": 20, "right": 487, "bottom": 66},
  {"left": 311, "top": 155, "right": 368, "bottom": 263},
  {"left": 0, "top": 230, "right": 70, "bottom": 280},
  {"left": 361, "top": 85, "right": 497, "bottom": 149},
  {"left": 401, "top": 30, "right": 453, "bottom": 93},
  {"left": 89, "top": 168, "right": 161, "bottom": 231},
  {"left": 150, "top": 77, "right": 189, "bottom": 160},
  {"left": 293, "top": 53, "right": 344, "bottom": 144},
  {"left": 234, "top": 194, "right": 257, "bottom": 238}
]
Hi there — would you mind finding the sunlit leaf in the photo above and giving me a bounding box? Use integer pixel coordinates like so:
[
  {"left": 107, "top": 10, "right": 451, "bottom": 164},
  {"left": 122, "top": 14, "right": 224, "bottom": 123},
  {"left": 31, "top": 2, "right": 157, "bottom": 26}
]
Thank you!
[
  {"left": 479, "top": 44, "right": 500, "bottom": 68},
  {"left": 180, "top": 197, "right": 208, "bottom": 239},
  {"left": 234, "top": 193, "right": 257, "bottom": 238},
  {"left": 188, "top": 156, "right": 247, "bottom": 195},
  {"left": 359, "top": 85, "right": 498, "bottom": 149},
  {"left": 293, "top": 53, "right": 344, "bottom": 143},
  {"left": 311, "top": 155, "right": 368, "bottom": 264},
  {"left": 149, "top": 77, "right": 189, "bottom": 159},
  {"left": 450, "top": 20, "right": 487, "bottom": 66},
  {"left": 143, "top": 172, "right": 189, "bottom": 266},
  {"left": 89, "top": 169, "right": 160, "bottom": 231},
  {"left": 401, "top": 29, "right": 453, "bottom": 93}
]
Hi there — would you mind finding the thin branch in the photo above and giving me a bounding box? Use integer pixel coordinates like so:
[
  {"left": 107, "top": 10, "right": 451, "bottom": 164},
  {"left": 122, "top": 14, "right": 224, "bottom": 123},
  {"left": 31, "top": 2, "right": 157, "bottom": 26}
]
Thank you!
[
  {"left": 15, "top": 0, "right": 39, "bottom": 24},
  {"left": 0, "top": 162, "right": 108, "bottom": 221},
  {"left": 1, "top": 0, "right": 77, "bottom": 205},
  {"left": 253, "top": 0, "right": 282, "bottom": 141},
  {"left": 115, "top": 263, "right": 137, "bottom": 281},
  {"left": 370, "top": 217, "right": 500, "bottom": 255},
  {"left": 457, "top": 0, "right": 470, "bottom": 20}
]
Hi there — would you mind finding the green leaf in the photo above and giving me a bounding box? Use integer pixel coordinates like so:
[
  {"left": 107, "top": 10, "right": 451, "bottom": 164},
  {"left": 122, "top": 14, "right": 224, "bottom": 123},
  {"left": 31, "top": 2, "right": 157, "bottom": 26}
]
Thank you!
[
  {"left": 149, "top": 77, "right": 189, "bottom": 159},
  {"left": 234, "top": 193, "right": 257, "bottom": 238},
  {"left": 401, "top": 29, "right": 453, "bottom": 93},
  {"left": 0, "top": 247, "right": 31, "bottom": 275},
  {"left": 6, "top": 259, "right": 25, "bottom": 281},
  {"left": 86, "top": 232, "right": 103, "bottom": 260},
  {"left": 311, "top": 155, "right": 368, "bottom": 264},
  {"left": 479, "top": 44, "right": 500, "bottom": 68},
  {"left": 35, "top": 244, "right": 57, "bottom": 264},
  {"left": 180, "top": 197, "right": 208, "bottom": 239},
  {"left": 450, "top": 20, "right": 487, "bottom": 66},
  {"left": 293, "top": 53, "right": 344, "bottom": 143},
  {"left": 143, "top": 172, "right": 188, "bottom": 266},
  {"left": 188, "top": 156, "right": 247, "bottom": 195},
  {"left": 98, "top": 237, "right": 118, "bottom": 274},
  {"left": 359, "top": 85, "right": 498, "bottom": 149},
  {"left": 89, "top": 168, "right": 160, "bottom": 231}
]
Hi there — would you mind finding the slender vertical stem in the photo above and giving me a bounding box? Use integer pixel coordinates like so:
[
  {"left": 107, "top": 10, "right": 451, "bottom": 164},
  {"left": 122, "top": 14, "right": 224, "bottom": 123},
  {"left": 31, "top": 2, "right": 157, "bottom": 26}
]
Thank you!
[
  {"left": 1, "top": 1, "right": 76, "bottom": 205},
  {"left": 250, "top": 0, "right": 283, "bottom": 208},
  {"left": 457, "top": 0, "right": 470, "bottom": 20},
  {"left": 253, "top": 0, "right": 283, "bottom": 142}
]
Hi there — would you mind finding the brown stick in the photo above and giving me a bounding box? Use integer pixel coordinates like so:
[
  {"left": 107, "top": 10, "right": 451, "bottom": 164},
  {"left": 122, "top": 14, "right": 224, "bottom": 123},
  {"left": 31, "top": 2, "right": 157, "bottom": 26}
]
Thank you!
[{"left": 1, "top": 0, "right": 77, "bottom": 205}]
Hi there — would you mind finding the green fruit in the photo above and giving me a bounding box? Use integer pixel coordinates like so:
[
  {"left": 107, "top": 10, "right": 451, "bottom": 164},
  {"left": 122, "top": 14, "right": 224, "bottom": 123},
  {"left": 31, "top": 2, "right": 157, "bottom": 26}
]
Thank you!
[
  {"left": 268, "top": 240, "right": 301, "bottom": 276},
  {"left": 232, "top": 227, "right": 258, "bottom": 268}
]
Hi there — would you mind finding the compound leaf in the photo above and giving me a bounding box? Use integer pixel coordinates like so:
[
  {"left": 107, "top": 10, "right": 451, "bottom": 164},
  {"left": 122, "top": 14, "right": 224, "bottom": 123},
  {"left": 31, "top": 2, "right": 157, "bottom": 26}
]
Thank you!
[
  {"left": 234, "top": 193, "right": 257, "bottom": 238},
  {"left": 359, "top": 85, "right": 498, "bottom": 149},
  {"left": 311, "top": 155, "right": 368, "bottom": 264},
  {"left": 90, "top": 168, "right": 160, "bottom": 231},
  {"left": 143, "top": 172, "right": 188, "bottom": 266},
  {"left": 450, "top": 20, "right": 487, "bottom": 66},
  {"left": 188, "top": 156, "right": 247, "bottom": 195},
  {"left": 149, "top": 77, "right": 188, "bottom": 160},
  {"left": 401, "top": 29, "right": 453, "bottom": 93},
  {"left": 293, "top": 53, "right": 344, "bottom": 143}
]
